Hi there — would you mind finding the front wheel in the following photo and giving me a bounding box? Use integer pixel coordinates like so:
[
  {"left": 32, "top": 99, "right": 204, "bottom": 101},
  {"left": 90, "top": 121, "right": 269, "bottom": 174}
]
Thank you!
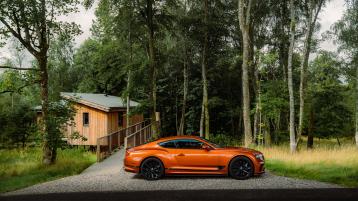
[
  {"left": 140, "top": 158, "right": 164, "bottom": 180},
  {"left": 229, "top": 156, "right": 253, "bottom": 180}
]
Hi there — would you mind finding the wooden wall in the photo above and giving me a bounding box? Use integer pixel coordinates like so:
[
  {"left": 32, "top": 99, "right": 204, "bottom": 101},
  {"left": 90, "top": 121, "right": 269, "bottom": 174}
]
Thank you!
[
  {"left": 66, "top": 104, "right": 108, "bottom": 145},
  {"left": 65, "top": 103, "right": 144, "bottom": 146}
]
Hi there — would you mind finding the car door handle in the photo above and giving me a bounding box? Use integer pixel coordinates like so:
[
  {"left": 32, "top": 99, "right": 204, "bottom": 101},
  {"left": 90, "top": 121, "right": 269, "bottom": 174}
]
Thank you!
[{"left": 177, "top": 153, "right": 185, "bottom": 156}]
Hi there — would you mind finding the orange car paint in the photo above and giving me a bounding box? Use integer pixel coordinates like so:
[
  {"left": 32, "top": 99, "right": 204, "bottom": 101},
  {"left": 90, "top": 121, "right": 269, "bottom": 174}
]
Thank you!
[{"left": 124, "top": 136, "right": 265, "bottom": 176}]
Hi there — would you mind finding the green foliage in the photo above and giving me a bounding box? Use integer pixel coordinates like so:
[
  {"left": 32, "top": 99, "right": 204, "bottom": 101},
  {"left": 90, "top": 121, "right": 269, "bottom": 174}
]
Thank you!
[
  {"left": 0, "top": 0, "right": 82, "bottom": 48},
  {"left": 0, "top": 147, "right": 96, "bottom": 193},
  {"left": 308, "top": 51, "right": 353, "bottom": 138},
  {"left": 48, "top": 35, "right": 78, "bottom": 101},
  {"left": 209, "top": 134, "right": 242, "bottom": 147},
  {"left": 0, "top": 93, "right": 37, "bottom": 148},
  {"left": 43, "top": 100, "right": 77, "bottom": 149}
]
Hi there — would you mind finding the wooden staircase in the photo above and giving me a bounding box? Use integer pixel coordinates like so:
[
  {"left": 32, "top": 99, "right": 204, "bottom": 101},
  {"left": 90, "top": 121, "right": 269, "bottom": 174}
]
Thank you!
[{"left": 96, "top": 120, "right": 158, "bottom": 162}]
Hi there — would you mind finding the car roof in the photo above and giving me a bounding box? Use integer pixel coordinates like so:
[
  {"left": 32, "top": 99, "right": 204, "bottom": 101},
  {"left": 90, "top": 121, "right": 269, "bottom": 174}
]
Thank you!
[{"left": 155, "top": 135, "right": 204, "bottom": 143}]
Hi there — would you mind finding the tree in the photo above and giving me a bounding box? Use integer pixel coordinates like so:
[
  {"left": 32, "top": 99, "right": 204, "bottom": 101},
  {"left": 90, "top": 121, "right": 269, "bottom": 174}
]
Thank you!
[
  {"left": 238, "top": 0, "right": 253, "bottom": 147},
  {"left": 0, "top": 0, "right": 81, "bottom": 164},
  {"left": 199, "top": 0, "right": 210, "bottom": 139},
  {"left": 0, "top": 93, "right": 36, "bottom": 148},
  {"left": 287, "top": 0, "right": 297, "bottom": 153},
  {"left": 307, "top": 51, "right": 352, "bottom": 147},
  {"left": 334, "top": 0, "right": 358, "bottom": 148},
  {"left": 297, "top": 0, "right": 325, "bottom": 144}
]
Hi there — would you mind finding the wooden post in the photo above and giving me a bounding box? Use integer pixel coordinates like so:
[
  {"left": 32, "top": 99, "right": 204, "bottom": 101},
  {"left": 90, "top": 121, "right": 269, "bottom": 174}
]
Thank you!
[
  {"left": 134, "top": 134, "right": 136, "bottom": 147},
  {"left": 109, "top": 135, "right": 112, "bottom": 153},
  {"left": 118, "top": 131, "right": 121, "bottom": 147},
  {"left": 144, "top": 127, "right": 147, "bottom": 143},
  {"left": 140, "top": 129, "right": 143, "bottom": 144},
  {"left": 96, "top": 138, "right": 100, "bottom": 162},
  {"left": 124, "top": 136, "right": 128, "bottom": 150}
]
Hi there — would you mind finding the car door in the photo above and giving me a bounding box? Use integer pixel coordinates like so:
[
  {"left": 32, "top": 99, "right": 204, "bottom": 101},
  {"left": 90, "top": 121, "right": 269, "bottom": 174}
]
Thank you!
[{"left": 173, "top": 139, "right": 220, "bottom": 171}]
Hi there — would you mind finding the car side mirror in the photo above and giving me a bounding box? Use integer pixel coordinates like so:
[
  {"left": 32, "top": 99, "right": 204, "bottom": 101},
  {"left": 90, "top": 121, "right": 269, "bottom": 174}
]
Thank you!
[{"left": 202, "top": 144, "right": 212, "bottom": 151}]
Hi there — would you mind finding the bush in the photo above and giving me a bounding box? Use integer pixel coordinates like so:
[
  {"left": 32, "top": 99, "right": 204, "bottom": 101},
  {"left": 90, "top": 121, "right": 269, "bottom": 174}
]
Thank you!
[{"left": 209, "top": 134, "right": 242, "bottom": 147}]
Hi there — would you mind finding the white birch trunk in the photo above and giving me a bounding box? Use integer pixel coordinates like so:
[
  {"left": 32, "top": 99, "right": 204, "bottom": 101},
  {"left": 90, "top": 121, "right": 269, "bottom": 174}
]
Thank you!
[{"left": 287, "top": 0, "right": 297, "bottom": 153}]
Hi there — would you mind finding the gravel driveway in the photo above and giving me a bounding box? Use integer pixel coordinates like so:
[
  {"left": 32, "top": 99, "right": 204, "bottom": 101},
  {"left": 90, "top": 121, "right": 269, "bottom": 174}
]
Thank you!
[{"left": 5, "top": 149, "right": 340, "bottom": 195}]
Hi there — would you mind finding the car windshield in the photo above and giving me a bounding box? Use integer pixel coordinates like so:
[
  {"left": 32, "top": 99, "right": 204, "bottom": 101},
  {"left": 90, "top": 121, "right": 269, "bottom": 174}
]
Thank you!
[{"left": 199, "top": 137, "right": 222, "bottom": 148}]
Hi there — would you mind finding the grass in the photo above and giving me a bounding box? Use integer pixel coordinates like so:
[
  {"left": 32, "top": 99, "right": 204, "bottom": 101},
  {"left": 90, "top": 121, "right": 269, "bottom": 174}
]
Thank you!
[
  {"left": 257, "top": 137, "right": 358, "bottom": 187},
  {"left": 0, "top": 147, "right": 96, "bottom": 193}
]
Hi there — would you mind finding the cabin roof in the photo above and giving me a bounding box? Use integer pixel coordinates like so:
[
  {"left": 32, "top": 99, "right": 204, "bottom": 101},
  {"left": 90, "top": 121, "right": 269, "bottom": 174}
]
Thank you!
[{"left": 60, "top": 92, "right": 139, "bottom": 112}]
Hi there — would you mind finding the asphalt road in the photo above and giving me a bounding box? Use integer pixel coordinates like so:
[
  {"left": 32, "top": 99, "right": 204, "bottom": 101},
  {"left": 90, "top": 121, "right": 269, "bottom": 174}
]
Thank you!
[{"left": 4, "top": 149, "right": 342, "bottom": 196}]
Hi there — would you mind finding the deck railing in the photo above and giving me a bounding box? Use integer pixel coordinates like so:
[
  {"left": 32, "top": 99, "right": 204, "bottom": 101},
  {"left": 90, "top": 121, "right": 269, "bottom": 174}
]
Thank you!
[
  {"left": 124, "top": 121, "right": 158, "bottom": 149},
  {"left": 96, "top": 121, "right": 149, "bottom": 162}
]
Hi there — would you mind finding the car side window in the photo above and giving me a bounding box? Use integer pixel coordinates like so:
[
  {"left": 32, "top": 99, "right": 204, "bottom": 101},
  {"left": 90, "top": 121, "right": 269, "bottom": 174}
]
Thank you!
[
  {"left": 175, "top": 139, "right": 203, "bottom": 149},
  {"left": 158, "top": 140, "right": 177, "bottom": 148}
]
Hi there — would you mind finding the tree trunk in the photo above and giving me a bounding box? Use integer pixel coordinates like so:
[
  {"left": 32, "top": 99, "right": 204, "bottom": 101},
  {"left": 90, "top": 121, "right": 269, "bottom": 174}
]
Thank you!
[
  {"left": 200, "top": 0, "right": 210, "bottom": 139},
  {"left": 178, "top": 54, "right": 188, "bottom": 136},
  {"left": 307, "top": 110, "right": 314, "bottom": 149},
  {"left": 253, "top": 102, "right": 259, "bottom": 143},
  {"left": 287, "top": 0, "right": 297, "bottom": 153},
  {"left": 38, "top": 56, "right": 52, "bottom": 165},
  {"left": 356, "top": 61, "right": 358, "bottom": 149},
  {"left": 253, "top": 61, "right": 260, "bottom": 144},
  {"left": 126, "top": 0, "right": 133, "bottom": 131},
  {"left": 336, "top": 136, "right": 341, "bottom": 147},
  {"left": 126, "top": 70, "right": 131, "bottom": 128},
  {"left": 238, "top": 0, "right": 253, "bottom": 147},
  {"left": 200, "top": 105, "right": 205, "bottom": 137},
  {"left": 298, "top": 0, "right": 323, "bottom": 144},
  {"left": 147, "top": 0, "right": 158, "bottom": 137}
]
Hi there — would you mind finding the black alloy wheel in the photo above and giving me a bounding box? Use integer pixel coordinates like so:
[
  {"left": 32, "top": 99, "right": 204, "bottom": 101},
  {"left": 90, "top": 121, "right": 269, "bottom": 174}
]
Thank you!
[
  {"left": 140, "top": 158, "right": 164, "bottom": 180},
  {"left": 229, "top": 156, "right": 253, "bottom": 180}
]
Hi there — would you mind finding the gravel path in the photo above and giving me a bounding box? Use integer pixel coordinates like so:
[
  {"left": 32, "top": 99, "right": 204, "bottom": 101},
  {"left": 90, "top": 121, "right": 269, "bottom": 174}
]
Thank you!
[{"left": 6, "top": 149, "right": 341, "bottom": 195}]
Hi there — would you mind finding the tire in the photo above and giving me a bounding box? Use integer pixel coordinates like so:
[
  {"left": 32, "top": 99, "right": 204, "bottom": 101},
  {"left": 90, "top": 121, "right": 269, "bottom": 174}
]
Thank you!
[
  {"left": 229, "top": 156, "right": 254, "bottom": 180},
  {"left": 140, "top": 157, "right": 164, "bottom": 180}
]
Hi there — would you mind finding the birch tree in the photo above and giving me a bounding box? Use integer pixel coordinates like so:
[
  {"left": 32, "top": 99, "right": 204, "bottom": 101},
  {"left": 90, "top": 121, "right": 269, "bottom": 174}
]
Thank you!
[
  {"left": 287, "top": 0, "right": 297, "bottom": 153},
  {"left": 200, "top": 0, "right": 210, "bottom": 139},
  {"left": 297, "top": 0, "right": 324, "bottom": 143},
  {"left": 238, "top": 0, "right": 253, "bottom": 147}
]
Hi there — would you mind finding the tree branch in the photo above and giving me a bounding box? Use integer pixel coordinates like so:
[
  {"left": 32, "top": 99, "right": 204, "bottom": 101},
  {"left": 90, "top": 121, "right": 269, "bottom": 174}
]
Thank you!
[
  {"left": 0, "top": 18, "right": 38, "bottom": 56},
  {"left": 0, "top": 80, "right": 40, "bottom": 94},
  {"left": 0, "top": 65, "right": 39, "bottom": 71}
]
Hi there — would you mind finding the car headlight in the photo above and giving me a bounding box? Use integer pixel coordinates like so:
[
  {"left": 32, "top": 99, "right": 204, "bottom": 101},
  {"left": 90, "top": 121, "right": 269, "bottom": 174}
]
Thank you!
[{"left": 254, "top": 153, "right": 264, "bottom": 161}]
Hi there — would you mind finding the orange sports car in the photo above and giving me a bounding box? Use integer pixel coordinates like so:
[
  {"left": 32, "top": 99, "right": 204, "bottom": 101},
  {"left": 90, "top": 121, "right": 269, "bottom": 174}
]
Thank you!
[{"left": 124, "top": 136, "right": 265, "bottom": 180}]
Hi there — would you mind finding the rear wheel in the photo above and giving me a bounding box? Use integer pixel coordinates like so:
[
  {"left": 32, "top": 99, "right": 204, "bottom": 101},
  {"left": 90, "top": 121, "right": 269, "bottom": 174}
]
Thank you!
[
  {"left": 140, "top": 158, "right": 164, "bottom": 180},
  {"left": 229, "top": 156, "right": 253, "bottom": 180}
]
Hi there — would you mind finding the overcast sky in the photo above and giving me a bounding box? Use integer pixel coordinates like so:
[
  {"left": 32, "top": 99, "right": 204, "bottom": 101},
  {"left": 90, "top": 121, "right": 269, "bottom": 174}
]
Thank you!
[{"left": 0, "top": 0, "right": 346, "bottom": 69}]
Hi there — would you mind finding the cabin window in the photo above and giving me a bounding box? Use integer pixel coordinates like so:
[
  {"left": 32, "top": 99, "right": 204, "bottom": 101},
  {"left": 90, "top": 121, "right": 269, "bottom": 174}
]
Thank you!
[
  {"left": 83, "top": 112, "right": 89, "bottom": 126},
  {"left": 118, "top": 112, "right": 124, "bottom": 126}
]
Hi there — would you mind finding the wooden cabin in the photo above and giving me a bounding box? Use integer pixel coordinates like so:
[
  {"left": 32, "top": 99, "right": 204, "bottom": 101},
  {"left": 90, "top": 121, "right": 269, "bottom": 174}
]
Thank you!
[{"left": 36, "top": 92, "right": 144, "bottom": 146}]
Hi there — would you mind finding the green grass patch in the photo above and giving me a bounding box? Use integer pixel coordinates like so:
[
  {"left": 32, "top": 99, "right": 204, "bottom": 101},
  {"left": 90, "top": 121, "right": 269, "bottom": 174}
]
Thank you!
[
  {"left": 257, "top": 138, "right": 358, "bottom": 188},
  {"left": 266, "top": 159, "right": 358, "bottom": 187},
  {"left": 0, "top": 148, "right": 96, "bottom": 193}
]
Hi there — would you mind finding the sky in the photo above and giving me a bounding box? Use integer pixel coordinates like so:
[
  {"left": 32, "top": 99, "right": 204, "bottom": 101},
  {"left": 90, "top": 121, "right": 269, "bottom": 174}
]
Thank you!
[{"left": 0, "top": 0, "right": 346, "bottom": 69}]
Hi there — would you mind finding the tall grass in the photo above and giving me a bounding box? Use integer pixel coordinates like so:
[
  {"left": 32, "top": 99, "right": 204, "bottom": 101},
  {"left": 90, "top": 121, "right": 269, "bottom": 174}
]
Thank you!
[
  {"left": 257, "top": 138, "right": 358, "bottom": 187},
  {"left": 0, "top": 148, "right": 96, "bottom": 193}
]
